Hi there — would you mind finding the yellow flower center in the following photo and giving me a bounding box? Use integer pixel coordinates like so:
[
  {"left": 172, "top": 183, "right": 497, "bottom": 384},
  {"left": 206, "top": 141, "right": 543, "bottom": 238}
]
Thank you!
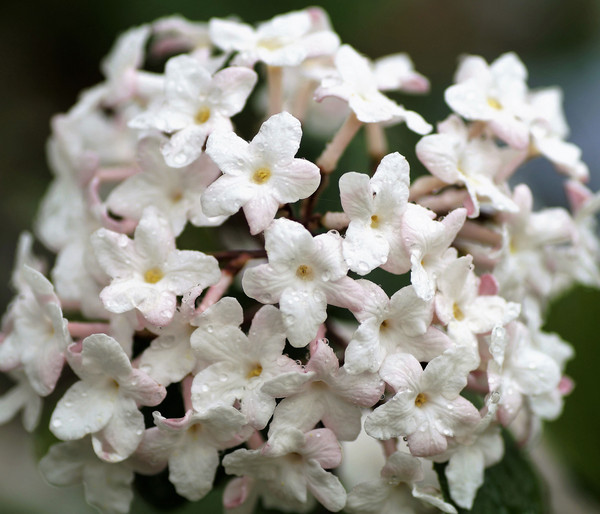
[
  {"left": 144, "top": 268, "right": 164, "bottom": 284},
  {"left": 487, "top": 97, "right": 502, "bottom": 110},
  {"left": 414, "top": 392, "right": 428, "bottom": 407},
  {"left": 247, "top": 363, "right": 263, "bottom": 379},
  {"left": 453, "top": 303, "right": 465, "bottom": 321},
  {"left": 171, "top": 191, "right": 183, "bottom": 203},
  {"left": 195, "top": 106, "right": 211, "bottom": 124},
  {"left": 252, "top": 167, "right": 272, "bottom": 184},
  {"left": 380, "top": 319, "right": 390, "bottom": 330},
  {"left": 296, "top": 265, "right": 313, "bottom": 280},
  {"left": 370, "top": 215, "right": 380, "bottom": 228}
]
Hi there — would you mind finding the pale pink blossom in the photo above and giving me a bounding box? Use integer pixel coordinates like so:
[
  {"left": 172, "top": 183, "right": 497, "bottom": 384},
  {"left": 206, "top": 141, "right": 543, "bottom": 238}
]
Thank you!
[
  {"left": 242, "top": 218, "right": 364, "bottom": 347},
  {"left": 91, "top": 207, "right": 220, "bottom": 326},
  {"left": 203, "top": 112, "right": 320, "bottom": 234}
]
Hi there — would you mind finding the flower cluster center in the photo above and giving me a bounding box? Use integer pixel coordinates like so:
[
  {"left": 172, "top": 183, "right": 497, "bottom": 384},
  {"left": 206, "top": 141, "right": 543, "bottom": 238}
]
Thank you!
[{"left": 247, "top": 363, "right": 263, "bottom": 379}]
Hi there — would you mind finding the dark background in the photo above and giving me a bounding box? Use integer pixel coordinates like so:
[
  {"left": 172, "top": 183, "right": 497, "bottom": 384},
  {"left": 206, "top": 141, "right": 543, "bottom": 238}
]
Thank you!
[{"left": 1, "top": 0, "right": 599, "bottom": 511}]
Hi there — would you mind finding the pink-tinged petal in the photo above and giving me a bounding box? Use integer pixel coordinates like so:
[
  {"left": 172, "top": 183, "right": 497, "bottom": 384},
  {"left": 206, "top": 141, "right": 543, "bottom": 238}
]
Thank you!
[
  {"left": 243, "top": 193, "right": 280, "bottom": 235},
  {"left": 421, "top": 346, "right": 476, "bottom": 398},
  {"left": 388, "top": 285, "right": 433, "bottom": 337},
  {"left": 382, "top": 451, "right": 425, "bottom": 483},
  {"left": 164, "top": 250, "right": 220, "bottom": 294},
  {"left": 416, "top": 133, "right": 461, "bottom": 184},
  {"left": 252, "top": 112, "right": 302, "bottom": 161},
  {"left": 261, "top": 370, "right": 316, "bottom": 397},
  {"left": 100, "top": 279, "right": 177, "bottom": 325},
  {"left": 129, "top": 427, "right": 172, "bottom": 474},
  {"left": 303, "top": 428, "right": 342, "bottom": 468},
  {"left": 209, "top": 18, "right": 255, "bottom": 52},
  {"left": 138, "top": 335, "right": 197, "bottom": 387},
  {"left": 379, "top": 353, "right": 423, "bottom": 392},
  {"left": 162, "top": 125, "right": 210, "bottom": 168},
  {"left": 223, "top": 476, "right": 254, "bottom": 510},
  {"left": 39, "top": 440, "right": 86, "bottom": 486},
  {"left": 120, "top": 368, "right": 166, "bottom": 406},
  {"left": 205, "top": 130, "right": 251, "bottom": 175},
  {"left": 91, "top": 229, "right": 140, "bottom": 278},
  {"left": 134, "top": 207, "right": 175, "bottom": 265},
  {"left": 339, "top": 172, "right": 373, "bottom": 222},
  {"left": 269, "top": 393, "right": 324, "bottom": 436},
  {"left": 406, "top": 421, "right": 448, "bottom": 457},
  {"left": 24, "top": 332, "right": 65, "bottom": 397},
  {"left": 306, "top": 338, "right": 339, "bottom": 376},
  {"left": 247, "top": 305, "right": 287, "bottom": 358},
  {"left": 270, "top": 159, "right": 321, "bottom": 203},
  {"left": 304, "top": 459, "right": 347, "bottom": 512},
  {"left": 264, "top": 217, "right": 316, "bottom": 265},
  {"left": 211, "top": 66, "right": 258, "bottom": 117},
  {"left": 82, "top": 334, "right": 133, "bottom": 382},
  {"left": 445, "top": 446, "right": 485, "bottom": 509},
  {"left": 82, "top": 459, "right": 134, "bottom": 514},
  {"left": 50, "top": 381, "right": 117, "bottom": 440},
  {"left": 201, "top": 173, "right": 256, "bottom": 217},
  {"left": 320, "top": 397, "right": 363, "bottom": 441},
  {"left": 344, "top": 321, "right": 386, "bottom": 374},
  {"left": 92, "top": 395, "right": 145, "bottom": 462},
  {"left": 365, "top": 392, "right": 418, "bottom": 440},
  {"left": 333, "top": 367, "right": 384, "bottom": 407},
  {"left": 169, "top": 441, "right": 220, "bottom": 500},
  {"left": 489, "top": 114, "right": 530, "bottom": 150},
  {"left": 280, "top": 286, "right": 327, "bottom": 347},
  {"left": 191, "top": 361, "right": 245, "bottom": 410},
  {"left": 343, "top": 222, "right": 390, "bottom": 275},
  {"left": 321, "top": 276, "right": 364, "bottom": 312},
  {"left": 164, "top": 54, "right": 212, "bottom": 106},
  {"left": 345, "top": 479, "right": 392, "bottom": 513},
  {"left": 478, "top": 274, "right": 499, "bottom": 296}
]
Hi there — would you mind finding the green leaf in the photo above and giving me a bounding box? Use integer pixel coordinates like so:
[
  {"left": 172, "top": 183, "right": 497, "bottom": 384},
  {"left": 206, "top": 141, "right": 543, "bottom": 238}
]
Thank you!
[{"left": 434, "top": 430, "right": 548, "bottom": 514}]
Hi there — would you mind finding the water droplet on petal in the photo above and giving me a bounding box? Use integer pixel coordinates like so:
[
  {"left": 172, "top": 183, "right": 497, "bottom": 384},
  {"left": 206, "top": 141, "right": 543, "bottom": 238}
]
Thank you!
[{"left": 52, "top": 419, "right": 62, "bottom": 428}]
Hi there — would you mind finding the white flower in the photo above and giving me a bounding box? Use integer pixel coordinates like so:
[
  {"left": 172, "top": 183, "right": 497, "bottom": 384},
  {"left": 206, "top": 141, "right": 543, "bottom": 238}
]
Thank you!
[
  {"left": 416, "top": 115, "right": 519, "bottom": 217},
  {"left": 315, "top": 45, "right": 431, "bottom": 132},
  {"left": 50, "top": 334, "right": 166, "bottom": 462},
  {"left": 91, "top": 207, "right": 220, "bottom": 326},
  {"left": 203, "top": 112, "right": 320, "bottom": 234},
  {"left": 0, "top": 370, "right": 43, "bottom": 432},
  {"left": 223, "top": 427, "right": 347, "bottom": 512},
  {"left": 346, "top": 450, "right": 457, "bottom": 514},
  {"left": 191, "top": 299, "right": 305, "bottom": 429},
  {"left": 39, "top": 438, "right": 134, "bottom": 514},
  {"left": 209, "top": 8, "right": 340, "bottom": 67},
  {"left": 339, "top": 152, "right": 410, "bottom": 275},
  {"left": 133, "top": 407, "right": 248, "bottom": 501},
  {"left": 445, "top": 52, "right": 530, "bottom": 149},
  {"left": 373, "top": 53, "right": 430, "bottom": 94},
  {"left": 265, "top": 338, "right": 384, "bottom": 440},
  {"left": 345, "top": 282, "right": 450, "bottom": 375},
  {"left": 242, "top": 218, "right": 364, "bottom": 347},
  {"left": 107, "top": 137, "right": 226, "bottom": 236},
  {"left": 365, "top": 348, "right": 480, "bottom": 457},
  {"left": 130, "top": 54, "right": 257, "bottom": 167}
]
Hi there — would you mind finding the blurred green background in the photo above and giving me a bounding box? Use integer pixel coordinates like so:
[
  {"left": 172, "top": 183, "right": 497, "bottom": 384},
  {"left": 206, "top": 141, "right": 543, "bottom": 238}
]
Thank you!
[{"left": 1, "top": 0, "right": 600, "bottom": 512}]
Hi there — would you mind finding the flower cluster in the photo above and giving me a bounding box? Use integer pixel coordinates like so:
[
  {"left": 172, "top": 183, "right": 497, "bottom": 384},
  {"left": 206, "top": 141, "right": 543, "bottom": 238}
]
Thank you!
[{"left": 1, "top": 8, "right": 597, "bottom": 514}]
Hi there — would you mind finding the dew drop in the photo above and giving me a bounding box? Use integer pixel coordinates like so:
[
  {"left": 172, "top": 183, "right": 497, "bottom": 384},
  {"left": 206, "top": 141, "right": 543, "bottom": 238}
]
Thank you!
[
  {"left": 200, "top": 384, "right": 209, "bottom": 392},
  {"left": 52, "top": 419, "right": 62, "bottom": 428},
  {"left": 219, "top": 374, "right": 228, "bottom": 382}
]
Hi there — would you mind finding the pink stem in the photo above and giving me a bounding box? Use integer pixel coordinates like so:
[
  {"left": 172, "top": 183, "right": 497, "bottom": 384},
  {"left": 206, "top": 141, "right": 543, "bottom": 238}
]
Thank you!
[
  {"left": 182, "top": 375, "right": 194, "bottom": 412},
  {"left": 459, "top": 221, "right": 503, "bottom": 247},
  {"left": 408, "top": 175, "right": 447, "bottom": 202},
  {"left": 247, "top": 430, "right": 265, "bottom": 450},
  {"left": 88, "top": 175, "right": 138, "bottom": 233},
  {"left": 316, "top": 112, "right": 363, "bottom": 174},
  {"left": 382, "top": 438, "right": 397, "bottom": 458},
  {"left": 267, "top": 65, "right": 283, "bottom": 117},
  {"left": 68, "top": 322, "right": 111, "bottom": 339},
  {"left": 196, "top": 271, "right": 234, "bottom": 314}
]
